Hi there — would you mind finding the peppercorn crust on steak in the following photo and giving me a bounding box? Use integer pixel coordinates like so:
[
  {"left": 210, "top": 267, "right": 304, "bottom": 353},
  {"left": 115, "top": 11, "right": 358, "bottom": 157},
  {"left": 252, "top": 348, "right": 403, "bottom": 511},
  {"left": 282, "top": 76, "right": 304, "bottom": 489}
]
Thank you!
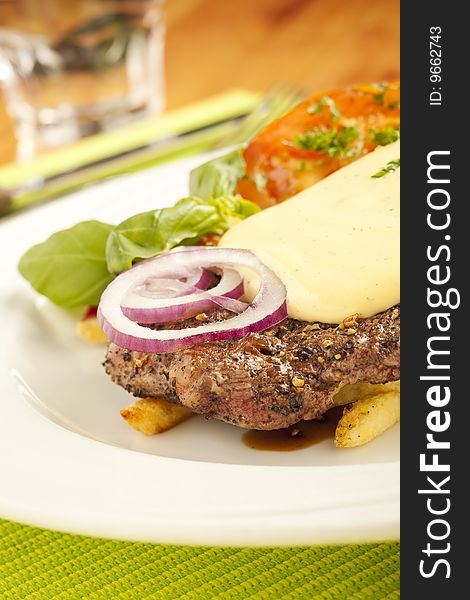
[{"left": 104, "top": 307, "right": 400, "bottom": 430}]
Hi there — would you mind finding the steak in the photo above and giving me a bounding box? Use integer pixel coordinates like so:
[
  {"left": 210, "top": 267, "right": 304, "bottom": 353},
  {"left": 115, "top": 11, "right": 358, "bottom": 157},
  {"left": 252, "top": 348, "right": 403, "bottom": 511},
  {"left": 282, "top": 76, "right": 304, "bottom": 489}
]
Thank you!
[{"left": 104, "top": 306, "right": 400, "bottom": 430}]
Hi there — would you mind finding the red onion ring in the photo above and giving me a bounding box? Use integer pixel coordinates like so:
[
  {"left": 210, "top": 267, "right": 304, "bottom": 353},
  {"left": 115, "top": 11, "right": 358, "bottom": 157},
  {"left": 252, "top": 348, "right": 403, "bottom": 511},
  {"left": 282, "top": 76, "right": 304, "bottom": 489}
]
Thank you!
[
  {"left": 131, "top": 268, "right": 212, "bottom": 301},
  {"left": 121, "top": 267, "right": 244, "bottom": 324},
  {"left": 98, "top": 247, "right": 287, "bottom": 353}
]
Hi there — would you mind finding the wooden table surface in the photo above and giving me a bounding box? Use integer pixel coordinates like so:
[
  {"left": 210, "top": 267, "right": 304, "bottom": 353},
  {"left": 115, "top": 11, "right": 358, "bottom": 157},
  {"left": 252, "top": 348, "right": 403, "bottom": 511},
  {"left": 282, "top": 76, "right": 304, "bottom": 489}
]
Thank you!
[{"left": 0, "top": 0, "right": 399, "bottom": 166}]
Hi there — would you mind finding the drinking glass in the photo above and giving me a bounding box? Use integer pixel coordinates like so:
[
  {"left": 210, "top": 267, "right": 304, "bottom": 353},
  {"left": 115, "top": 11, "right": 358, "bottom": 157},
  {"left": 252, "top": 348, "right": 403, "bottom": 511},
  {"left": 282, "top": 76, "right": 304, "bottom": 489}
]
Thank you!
[{"left": 0, "top": 0, "right": 165, "bottom": 159}]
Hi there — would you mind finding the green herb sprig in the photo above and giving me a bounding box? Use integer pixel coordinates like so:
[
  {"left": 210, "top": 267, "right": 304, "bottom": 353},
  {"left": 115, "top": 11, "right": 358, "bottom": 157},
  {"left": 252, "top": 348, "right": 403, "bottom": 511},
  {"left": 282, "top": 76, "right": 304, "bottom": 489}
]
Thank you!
[
  {"left": 371, "top": 83, "right": 400, "bottom": 109},
  {"left": 370, "top": 127, "right": 400, "bottom": 146},
  {"left": 307, "top": 96, "right": 341, "bottom": 120},
  {"left": 372, "top": 159, "right": 400, "bottom": 178},
  {"left": 292, "top": 126, "right": 360, "bottom": 158}
]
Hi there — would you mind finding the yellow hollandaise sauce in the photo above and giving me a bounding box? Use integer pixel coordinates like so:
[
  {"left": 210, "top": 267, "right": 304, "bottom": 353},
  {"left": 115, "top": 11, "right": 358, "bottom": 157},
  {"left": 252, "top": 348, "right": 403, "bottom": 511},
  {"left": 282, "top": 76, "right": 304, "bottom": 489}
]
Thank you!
[{"left": 220, "top": 141, "right": 400, "bottom": 324}]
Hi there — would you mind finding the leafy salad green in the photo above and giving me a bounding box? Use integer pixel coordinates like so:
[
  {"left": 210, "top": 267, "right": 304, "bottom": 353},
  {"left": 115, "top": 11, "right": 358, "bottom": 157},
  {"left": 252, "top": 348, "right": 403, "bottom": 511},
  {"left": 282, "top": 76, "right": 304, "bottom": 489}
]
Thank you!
[
  {"left": 18, "top": 221, "right": 114, "bottom": 308},
  {"left": 106, "top": 195, "right": 259, "bottom": 274},
  {"left": 189, "top": 148, "right": 245, "bottom": 199},
  {"left": 18, "top": 151, "right": 257, "bottom": 308}
]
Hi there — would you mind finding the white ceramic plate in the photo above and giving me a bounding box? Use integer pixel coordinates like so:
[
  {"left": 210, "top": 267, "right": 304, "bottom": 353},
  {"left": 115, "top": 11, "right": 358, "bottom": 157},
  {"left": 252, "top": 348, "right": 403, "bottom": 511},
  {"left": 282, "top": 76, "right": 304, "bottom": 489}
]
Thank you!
[{"left": 0, "top": 155, "right": 399, "bottom": 546}]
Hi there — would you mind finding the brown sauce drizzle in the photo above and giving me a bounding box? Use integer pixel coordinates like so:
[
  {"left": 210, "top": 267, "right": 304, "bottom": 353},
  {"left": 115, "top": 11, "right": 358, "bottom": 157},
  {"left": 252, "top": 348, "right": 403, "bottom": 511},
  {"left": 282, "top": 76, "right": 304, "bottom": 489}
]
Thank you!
[{"left": 242, "top": 407, "right": 343, "bottom": 451}]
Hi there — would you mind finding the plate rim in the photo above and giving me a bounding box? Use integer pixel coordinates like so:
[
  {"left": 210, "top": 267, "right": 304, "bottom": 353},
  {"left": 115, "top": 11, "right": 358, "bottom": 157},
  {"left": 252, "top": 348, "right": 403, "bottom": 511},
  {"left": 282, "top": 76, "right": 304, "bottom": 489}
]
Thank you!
[{"left": 0, "top": 155, "right": 400, "bottom": 545}]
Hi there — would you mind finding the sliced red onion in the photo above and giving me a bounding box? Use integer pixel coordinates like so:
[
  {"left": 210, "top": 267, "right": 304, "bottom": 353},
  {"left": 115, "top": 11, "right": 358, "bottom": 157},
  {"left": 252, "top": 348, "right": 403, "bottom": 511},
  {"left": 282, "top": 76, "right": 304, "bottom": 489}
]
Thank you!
[
  {"left": 98, "top": 247, "right": 287, "bottom": 353},
  {"left": 133, "top": 268, "right": 212, "bottom": 300},
  {"left": 121, "top": 267, "right": 244, "bottom": 324},
  {"left": 206, "top": 294, "right": 248, "bottom": 313}
]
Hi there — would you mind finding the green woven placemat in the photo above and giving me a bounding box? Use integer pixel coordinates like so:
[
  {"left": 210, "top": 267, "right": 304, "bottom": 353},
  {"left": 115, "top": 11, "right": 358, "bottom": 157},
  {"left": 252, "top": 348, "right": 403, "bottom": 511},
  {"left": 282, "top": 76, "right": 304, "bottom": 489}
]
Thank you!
[{"left": 0, "top": 520, "right": 399, "bottom": 599}]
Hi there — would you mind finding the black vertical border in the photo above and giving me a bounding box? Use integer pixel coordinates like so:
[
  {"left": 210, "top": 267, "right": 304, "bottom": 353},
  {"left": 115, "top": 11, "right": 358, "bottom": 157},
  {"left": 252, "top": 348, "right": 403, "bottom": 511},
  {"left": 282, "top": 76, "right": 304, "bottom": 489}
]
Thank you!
[{"left": 401, "top": 2, "right": 465, "bottom": 597}]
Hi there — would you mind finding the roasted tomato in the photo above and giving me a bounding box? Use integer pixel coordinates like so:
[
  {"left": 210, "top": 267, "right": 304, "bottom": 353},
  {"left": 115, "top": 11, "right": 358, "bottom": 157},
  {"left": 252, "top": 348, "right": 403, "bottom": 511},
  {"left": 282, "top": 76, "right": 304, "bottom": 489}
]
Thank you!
[{"left": 237, "top": 82, "right": 400, "bottom": 208}]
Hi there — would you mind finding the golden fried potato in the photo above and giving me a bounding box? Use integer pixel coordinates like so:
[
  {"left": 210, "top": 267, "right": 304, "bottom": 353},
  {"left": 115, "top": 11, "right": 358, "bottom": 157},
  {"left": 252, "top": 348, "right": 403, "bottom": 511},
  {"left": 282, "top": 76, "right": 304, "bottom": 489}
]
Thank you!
[
  {"left": 334, "top": 390, "right": 400, "bottom": 448},
  {"left": 120, "top": 397, "right": 192, "bottom": 435},
  {"left": 76, "top": 317, "right": 108, "bottom": 344},
  {"left": 333, "top": 380, "right": 400, "bottom": 407}
]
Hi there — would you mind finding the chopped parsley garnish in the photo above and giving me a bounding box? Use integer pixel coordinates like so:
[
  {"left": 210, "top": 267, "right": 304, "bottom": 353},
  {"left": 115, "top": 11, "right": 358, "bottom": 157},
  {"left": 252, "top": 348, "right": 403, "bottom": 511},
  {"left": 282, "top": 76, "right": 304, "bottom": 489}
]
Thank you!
[
  {"left": 372, "top": 83, "right": 391, "bottom": 105},
  {"left": 371, "top": 83, "right": 400, "bottom": 108},
  {"left": 372, "top": 159, "right": 400, "bottom": 178},
  {"left": 370, "top": 127, "right": 400, "bottom": 146},
  {"left": 307, "top": 96, "right": 341, "bottom": 120},
  {"left": 292, "top": 126, "right": 360, "bottom": 158}
]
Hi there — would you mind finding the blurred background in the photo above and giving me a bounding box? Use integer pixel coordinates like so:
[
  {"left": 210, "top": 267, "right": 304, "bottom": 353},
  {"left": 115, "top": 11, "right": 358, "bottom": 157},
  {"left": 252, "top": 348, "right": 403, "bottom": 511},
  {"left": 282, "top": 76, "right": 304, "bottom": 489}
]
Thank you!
[{"left": 0, "top": 0, "right": 399, "bottom": 170}]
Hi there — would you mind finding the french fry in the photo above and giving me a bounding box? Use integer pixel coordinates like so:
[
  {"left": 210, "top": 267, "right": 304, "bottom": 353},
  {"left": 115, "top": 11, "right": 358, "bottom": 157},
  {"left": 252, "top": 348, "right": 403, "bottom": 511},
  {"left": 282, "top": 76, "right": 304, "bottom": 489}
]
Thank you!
[
  {"left": 334, "top": 390, "right": 400, "bottom": 448},
  {"left": 76, "top": 317, "right": 108, "bottom": 344},
  {"left": 333, "top": 380, "right": 400, "bottom": 406},
  {"left": 120, "top": 397, "right": 192, "bottom": 435}
]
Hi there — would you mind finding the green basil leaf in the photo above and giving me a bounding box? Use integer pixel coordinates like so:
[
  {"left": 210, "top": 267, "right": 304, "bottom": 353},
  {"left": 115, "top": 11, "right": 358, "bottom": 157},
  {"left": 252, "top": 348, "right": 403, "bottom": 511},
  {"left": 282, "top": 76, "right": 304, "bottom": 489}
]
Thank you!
[
  {"left": 189, "top": 148, "right": 246, "bottom": 199},
  {"left": 204, "top": 195, "right": 260, "bottom": 227},
  {"left": 18, "top": 221, "right": 114, "bottom": 308},
  {"left": 18, "top": 196, "right": 260, "bottom": 307},
  {"left": 106, "top": 195, "right": 260, "bottom": 274}
]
